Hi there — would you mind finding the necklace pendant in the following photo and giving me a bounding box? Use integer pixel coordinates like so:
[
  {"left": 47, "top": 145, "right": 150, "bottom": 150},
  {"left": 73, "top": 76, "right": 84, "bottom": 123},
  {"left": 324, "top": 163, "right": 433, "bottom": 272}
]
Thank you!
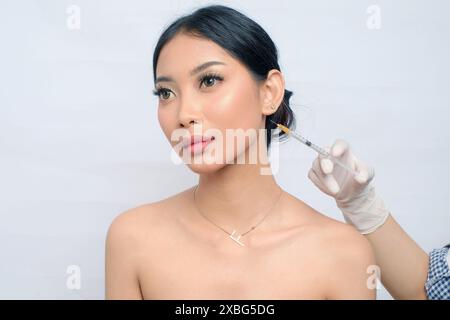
[{"left": 230, "top": 230, "right": 245, "bottom": 246}]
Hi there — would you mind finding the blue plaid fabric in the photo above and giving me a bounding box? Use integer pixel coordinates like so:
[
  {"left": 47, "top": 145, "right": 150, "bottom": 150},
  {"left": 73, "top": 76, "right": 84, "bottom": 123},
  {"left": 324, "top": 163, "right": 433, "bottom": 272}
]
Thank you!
[{"left": 425, "top": 244, "right": 450, "bottom": 300}]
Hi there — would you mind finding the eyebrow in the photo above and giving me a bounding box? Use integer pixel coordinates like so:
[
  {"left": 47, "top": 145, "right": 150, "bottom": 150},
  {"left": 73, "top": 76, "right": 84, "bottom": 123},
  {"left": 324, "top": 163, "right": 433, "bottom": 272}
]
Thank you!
[{"left": 155, "top": 61, "right": 226, "bottom": 85}]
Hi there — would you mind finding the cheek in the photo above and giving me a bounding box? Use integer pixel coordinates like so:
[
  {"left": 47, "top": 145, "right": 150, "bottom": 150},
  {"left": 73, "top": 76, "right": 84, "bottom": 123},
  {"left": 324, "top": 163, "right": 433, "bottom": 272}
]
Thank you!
[
  {"left": 203, "top": 82, "right": 260, "bottom": 130},
  {"left": 157, "top": 106, "right": 176, "bottom": 141}
]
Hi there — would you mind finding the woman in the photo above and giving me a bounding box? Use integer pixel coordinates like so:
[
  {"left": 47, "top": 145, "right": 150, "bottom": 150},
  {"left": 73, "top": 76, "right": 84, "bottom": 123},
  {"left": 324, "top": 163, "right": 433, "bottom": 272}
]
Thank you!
[{"left": 105, "top": 4, "right": 376, "bottom": 300}]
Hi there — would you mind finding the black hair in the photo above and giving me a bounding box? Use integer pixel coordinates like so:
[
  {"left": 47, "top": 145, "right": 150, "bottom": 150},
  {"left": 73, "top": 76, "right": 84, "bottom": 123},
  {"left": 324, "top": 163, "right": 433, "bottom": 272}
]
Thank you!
[{"left": 152, "top": 4, "right": 296, "bottom": 151}]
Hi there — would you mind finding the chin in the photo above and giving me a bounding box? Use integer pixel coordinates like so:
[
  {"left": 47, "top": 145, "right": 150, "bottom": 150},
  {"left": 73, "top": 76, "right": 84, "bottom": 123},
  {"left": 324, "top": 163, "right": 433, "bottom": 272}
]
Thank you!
[{"left": 185, "top": 161, "right": 229, "bottom": 174}]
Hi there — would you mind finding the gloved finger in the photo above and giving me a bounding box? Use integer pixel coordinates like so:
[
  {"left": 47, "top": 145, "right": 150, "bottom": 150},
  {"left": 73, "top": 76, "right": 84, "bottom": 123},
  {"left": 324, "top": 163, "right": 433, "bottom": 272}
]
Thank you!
[
  {"left": 308, "top": 168, "right": 327, "bottom": 193},
  {"left": 312, "top": 157, "right": 325, "bottom": 176},
  {"left": 331, "top": 139, "right": 350, "bottom": 158},
  {"left": 323, "top": 170, "right": 340, "bottom": 195},
  {"left": 308, "top": 168, "right": 339, "bottom": 195},
  {"left": 353, "top": 156, "right": 375, "bottom": 184},
  {"left": 311, "top": 158, "right": 340, "bottom": 195},
  {"left": 318, "top": 146, "right": 334, "bottom": 174}
]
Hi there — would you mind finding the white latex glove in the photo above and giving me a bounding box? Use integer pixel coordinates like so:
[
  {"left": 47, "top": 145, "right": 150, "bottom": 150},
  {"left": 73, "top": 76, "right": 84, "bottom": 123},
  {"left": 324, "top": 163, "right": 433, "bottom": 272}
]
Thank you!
[{"left": 307, "top": 139, "right": 390, "bottom": 234}]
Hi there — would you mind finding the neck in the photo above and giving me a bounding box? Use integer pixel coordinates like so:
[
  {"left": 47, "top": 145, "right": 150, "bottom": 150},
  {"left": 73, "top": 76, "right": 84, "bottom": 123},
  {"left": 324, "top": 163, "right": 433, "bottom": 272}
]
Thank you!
[{"left": 194, "top": 161, "right": 283, "bottom": 232}]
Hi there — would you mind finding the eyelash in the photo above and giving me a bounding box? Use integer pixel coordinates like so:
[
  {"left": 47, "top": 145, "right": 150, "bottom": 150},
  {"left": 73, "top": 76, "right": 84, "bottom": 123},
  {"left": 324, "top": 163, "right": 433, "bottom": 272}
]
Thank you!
[{"left": 152, "top": 72, "right": 224, "bottom": 100}]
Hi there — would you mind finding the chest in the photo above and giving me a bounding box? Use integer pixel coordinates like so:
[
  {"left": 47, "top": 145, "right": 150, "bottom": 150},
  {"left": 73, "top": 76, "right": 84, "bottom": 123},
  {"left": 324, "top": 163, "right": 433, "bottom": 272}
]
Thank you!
[{"left": 137, "top": 234, "right": 326, "bottom": 299}]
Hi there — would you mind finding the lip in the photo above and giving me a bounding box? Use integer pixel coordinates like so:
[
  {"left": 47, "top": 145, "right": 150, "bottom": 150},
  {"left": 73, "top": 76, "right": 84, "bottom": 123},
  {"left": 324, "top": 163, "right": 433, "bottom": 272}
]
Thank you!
[{"left": 182, "top": 135, "right": 215, "bottom": 155}]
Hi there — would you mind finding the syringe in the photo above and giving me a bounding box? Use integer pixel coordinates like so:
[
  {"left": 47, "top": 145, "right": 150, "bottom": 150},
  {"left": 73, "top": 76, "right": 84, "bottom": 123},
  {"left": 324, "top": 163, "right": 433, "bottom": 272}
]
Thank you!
[{"left": 269, "top": 119, "right": 359, "bottom": 177}]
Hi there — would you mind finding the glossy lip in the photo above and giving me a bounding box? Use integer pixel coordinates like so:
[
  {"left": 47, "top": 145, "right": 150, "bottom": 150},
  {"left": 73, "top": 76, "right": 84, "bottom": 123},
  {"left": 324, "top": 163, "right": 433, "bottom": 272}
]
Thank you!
[
  {"left": 181, "top": 135, "right": 215, "bottom": 156},
  {"left": 181, "top": 135, "right": 215, "bottom": 149}
]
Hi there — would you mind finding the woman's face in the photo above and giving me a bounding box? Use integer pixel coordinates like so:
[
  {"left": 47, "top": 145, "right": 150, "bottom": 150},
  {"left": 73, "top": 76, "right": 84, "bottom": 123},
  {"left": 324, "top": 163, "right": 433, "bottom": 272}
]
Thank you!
[{"left": 154, "top": 33, "right": 279, "bottom": 173}]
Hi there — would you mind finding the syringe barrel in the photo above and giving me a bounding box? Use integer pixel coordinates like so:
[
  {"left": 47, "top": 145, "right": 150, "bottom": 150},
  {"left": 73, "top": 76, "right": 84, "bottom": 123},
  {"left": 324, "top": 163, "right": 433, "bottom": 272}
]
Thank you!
[{"left": 291, "top": 131, "right": 329, "bottom": 156}]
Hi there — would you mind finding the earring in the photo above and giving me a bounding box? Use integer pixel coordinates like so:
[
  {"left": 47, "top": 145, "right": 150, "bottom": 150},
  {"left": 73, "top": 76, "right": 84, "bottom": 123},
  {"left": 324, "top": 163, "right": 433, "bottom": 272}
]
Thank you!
[{"left": 271, "top": 105, "right": 276, "bottom": 109}]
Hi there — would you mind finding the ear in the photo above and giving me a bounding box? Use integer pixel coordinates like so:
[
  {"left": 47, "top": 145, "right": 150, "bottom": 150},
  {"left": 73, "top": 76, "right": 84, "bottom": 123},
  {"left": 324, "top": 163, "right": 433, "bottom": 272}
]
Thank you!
[{"left": 259, "top": 69, "right": 285, "bottom": 116}]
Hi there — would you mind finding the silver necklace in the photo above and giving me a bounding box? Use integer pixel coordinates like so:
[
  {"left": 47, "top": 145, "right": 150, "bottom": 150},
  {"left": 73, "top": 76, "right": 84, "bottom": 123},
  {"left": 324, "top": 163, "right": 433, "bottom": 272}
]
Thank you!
[{"left": 192, "top": 185, "right": 283, "bottom": 247}]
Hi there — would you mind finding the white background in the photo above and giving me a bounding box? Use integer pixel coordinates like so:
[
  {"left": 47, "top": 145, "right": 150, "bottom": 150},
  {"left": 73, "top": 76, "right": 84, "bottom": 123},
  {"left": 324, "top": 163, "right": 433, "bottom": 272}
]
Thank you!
[{"left": 0, "top": 0, "right": 449, "bottom": 299}]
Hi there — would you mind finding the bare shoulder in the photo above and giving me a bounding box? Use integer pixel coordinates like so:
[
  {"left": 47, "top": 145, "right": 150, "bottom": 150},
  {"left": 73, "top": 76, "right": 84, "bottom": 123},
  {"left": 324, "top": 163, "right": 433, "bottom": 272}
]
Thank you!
[
  {"left": 315, "top": 215, "right": 376, "bottom": 299},
  {"left": 293, "top": 196, "right": 374, "bottom": 260},
  {"left": 284, "top": 192, "right": 368, "bottom": 243},
  {"left": 106, "top": 187, "right": 192, "bottom": 245},
  {"left": 314, "top": 215, "right": 375, "bottom": 271},
  {"left": 286, "top": 193, "right": 376, "bottom": 299},
  {"left": 105, "top": 191, "right": 184, "bottom": 299}
]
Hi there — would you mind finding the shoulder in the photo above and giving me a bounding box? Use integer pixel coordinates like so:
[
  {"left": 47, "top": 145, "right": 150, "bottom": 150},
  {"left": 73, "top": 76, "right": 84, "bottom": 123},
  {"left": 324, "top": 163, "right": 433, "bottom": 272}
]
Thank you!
[
  {"left": 292, "top": 195, "right": 375, "bottom": 264},
  {"left": 285, "top": 192, "right": 371, "bottom": 248},
  {"left": 307, "top": 208, "right": 373, "bottom": 257},
  {"left": 316, "top": 217, "right": 375, "bottom": 270},
  {"left": 105, "top": 204, "right": 157, "bottom": 261},
  {"left": 106, "top": 204, "right": 153, "bottom": 239},
  {"left": 106, "top": 187, "right": 192, "bottom": 246},
  {"left": 105, "top": 199, "right": 176, "bottom": 299},
  {"left": 320, "top": 223, "right": 376, "bottom": 299},
  {"left": 287, "top": 195, "right": 376, "bottom": 299},
  {"left": 106, "top": 204, "right": 163, "bottom": 244}
]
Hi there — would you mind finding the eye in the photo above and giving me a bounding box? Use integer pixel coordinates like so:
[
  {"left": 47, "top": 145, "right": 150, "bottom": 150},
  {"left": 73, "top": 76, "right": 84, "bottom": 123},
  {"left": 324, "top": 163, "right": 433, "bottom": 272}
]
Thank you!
[
  {"left": 152, "top": 87, "right": 173, "bottom": 100},
  {"left": 199, "top": 72, "right": 224, "bottom": 88}
]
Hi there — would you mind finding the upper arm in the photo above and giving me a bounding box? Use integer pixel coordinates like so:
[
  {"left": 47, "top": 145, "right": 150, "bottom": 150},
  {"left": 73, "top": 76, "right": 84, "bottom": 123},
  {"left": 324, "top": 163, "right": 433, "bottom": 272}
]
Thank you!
[
  {"left": 324, "top": 226, "right": 377, "bottom": 300},
  {"left": 105, "top": 208, "right": 145, "bottom": 300}
]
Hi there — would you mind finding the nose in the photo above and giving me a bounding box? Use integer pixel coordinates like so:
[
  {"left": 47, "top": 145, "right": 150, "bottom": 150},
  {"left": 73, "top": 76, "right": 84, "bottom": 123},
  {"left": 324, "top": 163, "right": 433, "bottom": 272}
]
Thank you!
[{"left": 177, "top": 98, "right": 202, "bottom": 128}]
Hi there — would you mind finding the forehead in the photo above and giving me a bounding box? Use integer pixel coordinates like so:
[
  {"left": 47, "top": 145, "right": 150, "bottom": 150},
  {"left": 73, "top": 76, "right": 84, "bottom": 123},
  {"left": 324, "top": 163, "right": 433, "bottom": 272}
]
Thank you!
[{"left": 156, "top": 33, "right": 238, "bottom": 77}]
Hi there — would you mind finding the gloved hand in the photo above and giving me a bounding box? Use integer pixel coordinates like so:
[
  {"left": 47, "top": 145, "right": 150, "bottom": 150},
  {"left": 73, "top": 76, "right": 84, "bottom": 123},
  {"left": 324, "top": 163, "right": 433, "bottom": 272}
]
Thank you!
[{"left": 307, "top": 139, "right": 390, "bottom": 234}]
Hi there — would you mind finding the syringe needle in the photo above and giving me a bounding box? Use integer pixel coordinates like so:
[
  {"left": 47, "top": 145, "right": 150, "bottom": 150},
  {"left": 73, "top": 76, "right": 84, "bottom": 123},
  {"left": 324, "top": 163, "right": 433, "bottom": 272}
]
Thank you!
[{"left": 269, "top": 119, "right": 359, "bottom": 177}]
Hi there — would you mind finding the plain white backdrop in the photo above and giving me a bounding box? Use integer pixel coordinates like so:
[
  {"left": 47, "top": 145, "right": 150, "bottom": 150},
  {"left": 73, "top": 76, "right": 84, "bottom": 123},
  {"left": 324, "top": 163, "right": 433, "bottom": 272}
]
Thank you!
[{"left": 0, "top": 0, "right": 449, "bottom": 299}]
